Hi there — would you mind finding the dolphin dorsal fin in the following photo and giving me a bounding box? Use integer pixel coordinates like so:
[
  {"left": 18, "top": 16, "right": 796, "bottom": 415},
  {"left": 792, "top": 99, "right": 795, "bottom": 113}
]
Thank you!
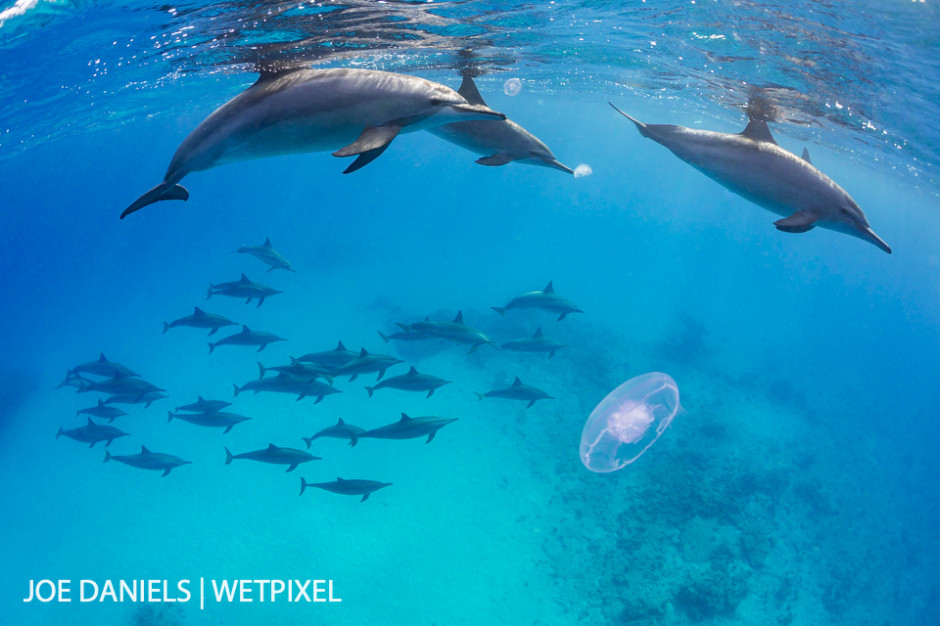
[
  {"left": 140, "top": 445, "right": 150, "bottom": 454},
  {"left": 801, "top": 147, "right": 812, "bottom": 164},
  {"left": 337, "top": 418, "right": 345, "bottom": 425},
  {"left": 241, "top": 326, "right": 251, "bottom": 333},
  {"left": 239, "top": 274, "right": 250, "bottom": 283},
  {"left": 457, "top": 75, "right": 487, "bottom": 107},
  {"left": 194, "top": 307, "right": 206, "bottom": 316},
  {"left": 290, "top": 356, "right": 300, "bottom": 365},
  {"left": 267, "top": 443, "right": 278, "bottom": 450},
  {"left": 263, "top": 237, "right": 272, "bottom": 248},
  {"left": 453, "top": 311, "right": 464, "bottom": 324},
  {"left": 543, "top": 281, "right": 555, "bottom": 294},
  {"left": 97, "top": 399, "right": 105, "bottom": 407},
  {"left": 86, "top": 417, "right": 94, "bottom": 426},
  {"left": 513, "top": 377, "right": 523, "bottom": 386},
  {"left": 255, "top": 64, "right": 307, "bottom": 84},
  {"left": 336, "top": 477, "right": 345, "bottom": 482},
  {"left": 400, "top": 413, "right": 411, "bottom": 421},
  {"left": 424, "top": 316, "right": 430, "bottom": 321},
  {"left": 534, "top": 327, "right": 544, "bottom": 337},
  {"left": 741, "top": 118, "right": 777, "bottom": 144},
  {"left": 336, "top": 341, "right": 347, "bottom": 351},
  {"left": 359, "top": 348, "right": 369, "bottom": 357},
  {"left": 99, "top": 353, "right": 108, "bottom": 362},
  {"left": 407, "top": 366, "right": 418, "bottom": 375}
]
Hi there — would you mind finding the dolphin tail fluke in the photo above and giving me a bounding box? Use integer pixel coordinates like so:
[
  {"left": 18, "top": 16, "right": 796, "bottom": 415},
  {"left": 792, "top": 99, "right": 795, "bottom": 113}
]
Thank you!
[
  {"left": 349, "top": 434, "right": 359, "bottom": 448},
  {"left": 162, "top": 322, "right": 169, "bottom": 334},
  {"left": 608, "top": 103, "right": 651, "bottom": 138},
  {"left": 224, "top": 447, "right": 234, "bottom": 465},
  {"left": 299, "top": 477, "right": 309, "bottom": 496},
  {"left": 377, "top": 331, "right": 390, "bottom": 343},
  {"left": 167, "top": 411, "right": 174, "bottom": 423},
  {"left": 491, "top": 306, "right": 506, "bottom": 317},
  {"left": 208, "top": 343, "right": 215, "bottom": 354},
  {"left": 365, "top": 386, "right": 375, "bottom": 398},
  {"left": 302, "top": 436, "right": 314, "bottom": 450},
  {"left": 103, "top": 450, "right": 112, "bottom": 463},
  {"left": 121, "top": 183, "right": 189, "bottom": 219},
  {"left": 233, "top": 384, "right": 240, "bottom": 397},
  {"left": 474, "top": 392, "right": 485, "bottom": 401},
  {"left": 257, "top": 362, "right": 266, "bottom": 379},
  {"left": 56, "top": 427, "right": 63, "bottom": 439}
]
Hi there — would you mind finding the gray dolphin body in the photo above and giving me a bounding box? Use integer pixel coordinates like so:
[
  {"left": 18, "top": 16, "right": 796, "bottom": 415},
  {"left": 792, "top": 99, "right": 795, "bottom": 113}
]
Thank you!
[
  {"left": 76, "top": 399, "right": 129, "bottom": 422},
  {"left": 359, "top": 412, "right": 458, "bottom": 444},
  {"left": 175, "top": 396, "right": 232, "bottom": 413},
  {"left": 609, "top": 103, "right": 891, "bottom": 254},
  {"left": 401, "top": 311, "right": 493, "bottom": 354},
  {"left": 57, "top": 371, "right": 94, "bottom": 390},
  {"left": 69, "top": 353, "right": 139, "bottom": 378},
  {"left": 234, "top": 373, "right": 341, "bottom": 403},
  {"left": 78, "top": 373, "right": 164, "bottom": 398},
  {"left": 121, "top": 68, "right": 507, "bottom": 218},
  {"left": 207, "top": 274, "right": 281, "bottom": 307},
  {"left": 225, "top": 444, "right": 319, "bottom": 472},
  {"left": 500, "top": 327, "right": 566, "bottom": 359},
  {"left": 258, "top": 358, "right": 333, "bottom": 383},
  {"left": 209, "top": 326, "right": 285, "bottom": 353},
  {"left": 377, "top": 328, "right": 433, "bottom": 344},
  {"left": 57, "top": 418, "right": 129, "bottom": 448},
  {"left": 429, "top": 76, "right": 573, "bottom": 174},
  {"left": 297, "top": 341, "right": 358, "bottom": 370},
  {"left": 492, "top": 281, "right": 583, "bottom": 321},
  {"left": 104, "top": 445, "right": 191, "bottom": 477},
  {"left": 164, "top": 307, "right": 237, "bottom": 335},
  {"left": 300, "top": 477, "right": 393, "bottom": 502},
  {"left": 364, "top": 367, "right": 451, "bottom": 398},
  {"left": 167, "top": 410, "right": 251, "bottom": 434},
  {"left": 476, "top": 376, "right": 555, "bottom": 408},
  {"left": 302, "top": 418, "right": 365, "bottom": 448},
  {"left": 235, "top": 238, "right": 295, "bottom": 273},
  {"left": 332, "top": 348, "right": 404, "bottom": 382},
  {"left": 104, "top": 392, "right": 168, "bottom": 408}
]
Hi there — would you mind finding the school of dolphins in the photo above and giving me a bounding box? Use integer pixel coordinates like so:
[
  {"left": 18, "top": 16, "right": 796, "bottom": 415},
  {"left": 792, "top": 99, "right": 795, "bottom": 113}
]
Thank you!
[{"left": 57, "top": 65, "right": 890, "bottom": 502}]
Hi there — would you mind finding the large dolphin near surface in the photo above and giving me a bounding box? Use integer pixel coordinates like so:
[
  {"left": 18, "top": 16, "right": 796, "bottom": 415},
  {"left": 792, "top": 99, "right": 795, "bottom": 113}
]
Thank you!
[
  {"left": 609, "top": 103, "right": 891, "bottom": 254},
  {"left": 429, "top": 75, "right": 574, "bottom": 174},
  {"left": 121, "top": 68, "right": 507, "bottom": 218}
]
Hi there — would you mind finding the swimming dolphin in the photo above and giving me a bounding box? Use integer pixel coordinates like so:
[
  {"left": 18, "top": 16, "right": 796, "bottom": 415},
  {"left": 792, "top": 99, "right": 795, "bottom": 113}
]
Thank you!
[
  {"left": 359, "top": 412, "right": 458, "bottom": 444},
  {"left": 78, "top": 373, "right": 165, "bottom": 398},
  {"left": 104, "top": 391, "right": 168, "bottom": 408},
  {"left": 400, "top": 311, "right": 494, "bottom": 353},
  {"left": 121, "top": 68, "right": 507, "bottom": 218},
  {"left": 208, "top": 326, "right": 285, "bottom": 353},
  {"left": 56, "top": 371, "right": 94, "bottom": 391},
  {"left": 104, "top": 445, "right": 191, "bottom": 477},
  {"left": 377, "top": 328, "right": 434, "bottom": 343},
  {"left": 500, "top": 327, "right": 566, "bottom": 359},
  {"left": 609, "top": 103, "right": 891, "bottom": 254},
  {"left": 57, "top": 418, "right": 129, "bottom": 448},
  {"left": 258, "top": 358, "right": 334, "bottom": 384},
  {"left": 365, "top": 366, "right": 451, "bottom": 398},
  {"left": 429, "top": 75, "right": 574, "bottom": 174},
  {"left": 234, "top": 238, "right": 295, "bottom": 273},
  {"left": 207, "top": 274, "right": 282, "bottom": 307},
  {"left": 302, "top": 418, "right": 365, "bottom": 448},
  {"left": 234, "top": 373, "right": 340, "bottom": 403},
  {"left": 297, "top": 341, "right": 358, "bottom": 370},
  {"left": 167, "top": 410, "right": 251, "bottom": 434},
  {"left": 475, "top": 376, "right": 555, "bottom": 408},
  {"left": 299, "top": 476, "right": 392, "bottom": 503},
  {"left": 225, "top": 444, "right": 319, "bottom": 472},
  {"left": 332, "top": 348, "right": 404, "bottom": 382},
  {"left": 69, "top": 353, "right": 139, "bottom": 378},
  {"left": 164, "top": 307, "right": 237, "bottom": 335},
  {"left": 492, "top": 281, "right": 583, "bottom": 321},
  {"left": 175, "top": 396, "right": 232, "bottom": 413},
  {"left": 75, "top": 399, "right": 129, "bottom": 422}
]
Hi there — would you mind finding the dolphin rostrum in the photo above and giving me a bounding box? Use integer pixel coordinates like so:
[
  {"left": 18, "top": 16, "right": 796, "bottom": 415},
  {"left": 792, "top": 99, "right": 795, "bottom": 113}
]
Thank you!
[
  {"left": 429, "top": 75, "right": 573, "bottom": 174},
  {"left": 121, "top": 68, "right": 507, "bottom": 218},
  {"left": 609, "top": 103, "right": 891, "bottom": 253}
]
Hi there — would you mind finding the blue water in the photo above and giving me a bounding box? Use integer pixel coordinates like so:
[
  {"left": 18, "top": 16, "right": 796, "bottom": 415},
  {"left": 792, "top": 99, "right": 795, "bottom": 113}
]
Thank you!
[{"left": 2, "top": 1, "right": 939, "bottom": 625}]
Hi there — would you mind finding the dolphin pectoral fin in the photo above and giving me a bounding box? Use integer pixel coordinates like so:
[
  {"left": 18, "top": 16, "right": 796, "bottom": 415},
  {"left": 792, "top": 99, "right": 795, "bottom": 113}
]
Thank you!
[
  {"left": 286, "top": 464, "right": 298, "bottom": 473},
  {"left": 476, "top": 154, "right": 514, "bottom": 166},
  {"left": 121, "top": 183, "right": 189, "bottom": 219},
  {"left": 526, "top": 399, "right": 536, "bottom": 408},
  {"left": 161, "top": 468, "right": 171, "bottom": 477},
  {"left": 360, "top": 493, "right": 370, "bottom": 503},
  {"left": 333, "top": 125, "right": 401, "bottom": 158},
  {"left": 426, "top": 431, "right": 436, "bottom": 444},
  {"left": 774, "top": 211, "right": 818, "bottom": 233},
  {"left": 342, "top": 143, "right": 391, "bottom": 174}
]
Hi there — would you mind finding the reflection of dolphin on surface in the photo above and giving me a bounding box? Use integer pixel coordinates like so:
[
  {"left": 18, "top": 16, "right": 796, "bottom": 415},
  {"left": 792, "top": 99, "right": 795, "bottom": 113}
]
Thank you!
[
  {"left": 121, "top": 68, "right": 506, "bottom": 218},
  {"left": 609, "top": 103, "right": 891, "bottom": 253},
  {"left": 429, "top": 75, "right": 573, "bottom": 174}
]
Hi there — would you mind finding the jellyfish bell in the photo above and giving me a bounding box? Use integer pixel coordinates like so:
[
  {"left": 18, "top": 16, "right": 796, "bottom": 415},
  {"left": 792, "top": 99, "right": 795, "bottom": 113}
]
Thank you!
[
  {"left": 580, "top": 372, "right": 681, "bottom": 473},
  {"left": 503, "top": 77, "right": 522, "bottom": 96}
]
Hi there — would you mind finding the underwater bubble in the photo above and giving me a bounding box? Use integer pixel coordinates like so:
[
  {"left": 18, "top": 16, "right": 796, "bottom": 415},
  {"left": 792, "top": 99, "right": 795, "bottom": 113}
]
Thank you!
[
  {"left": 574, "top": 163, "right": 593, "bottom": 178},
  {"left": 580, "top": 372, "right": 680, "bottom": 473},
  {"left": 503, "top": 77, "right": 522, "bottom": 96}
]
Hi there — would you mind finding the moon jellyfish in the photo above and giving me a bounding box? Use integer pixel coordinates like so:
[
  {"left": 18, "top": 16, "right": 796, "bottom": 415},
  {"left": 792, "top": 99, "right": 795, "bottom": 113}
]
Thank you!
[
  {"left": 503, "top": 77, "right": 522, "bottom": 96},
  {"left": 580, "top": 372, "right": 681, "bottom": 472},
  {"left": 573, "top": 163, "right": 593, "bottom": 178}
]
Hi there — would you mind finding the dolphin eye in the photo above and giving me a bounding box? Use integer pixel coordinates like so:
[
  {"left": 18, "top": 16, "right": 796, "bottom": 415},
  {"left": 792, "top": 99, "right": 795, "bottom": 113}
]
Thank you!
[{"left": 430, "top": 98, "right": 442, "bottom": 106}]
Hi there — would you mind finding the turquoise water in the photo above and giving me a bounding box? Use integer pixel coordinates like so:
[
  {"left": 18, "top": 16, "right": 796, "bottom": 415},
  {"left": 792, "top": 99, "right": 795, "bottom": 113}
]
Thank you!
[{"left": 2, "top": 1, "right": 939, "bottom": 625}]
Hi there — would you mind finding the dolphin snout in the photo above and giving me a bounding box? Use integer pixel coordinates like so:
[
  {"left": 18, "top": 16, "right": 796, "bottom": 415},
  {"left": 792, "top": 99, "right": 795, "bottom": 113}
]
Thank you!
[
  {"left": 545, "top": 158, "right": 575, "bottom": 175},
  {"left": 449, "top": 102, "right": 507, "bottom": 121},
  {"left": 861, "top": 226, "right": 892, "bottom": 254}
]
